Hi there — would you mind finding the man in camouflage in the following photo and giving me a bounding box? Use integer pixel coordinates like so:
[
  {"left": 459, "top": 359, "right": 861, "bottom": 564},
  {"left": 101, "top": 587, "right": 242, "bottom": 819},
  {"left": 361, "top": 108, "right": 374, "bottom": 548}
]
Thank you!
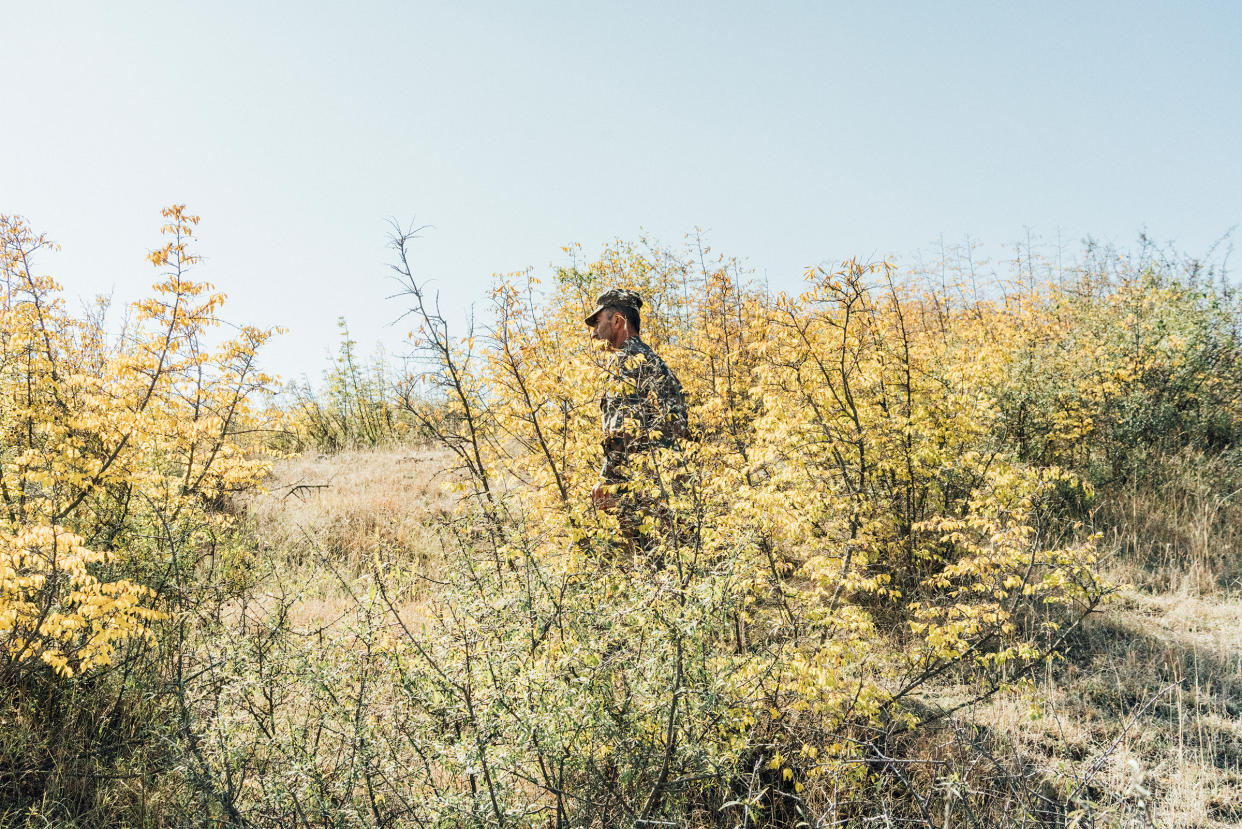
[{"left": 585, "top": 289, "right": 688, "bottom": 514}]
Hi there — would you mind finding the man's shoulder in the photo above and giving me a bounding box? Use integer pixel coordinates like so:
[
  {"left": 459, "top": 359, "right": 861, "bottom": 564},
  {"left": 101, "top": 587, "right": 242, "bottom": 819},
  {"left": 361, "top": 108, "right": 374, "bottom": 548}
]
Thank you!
[
  {"left": 620, "top": 337, "right": 670, "bottom": 371},
  {"left": 622, "top": 338, "right": 685, "bottom": 394},
  {"left": 621, "top": 336, "right": 655, "bottom": 354}
]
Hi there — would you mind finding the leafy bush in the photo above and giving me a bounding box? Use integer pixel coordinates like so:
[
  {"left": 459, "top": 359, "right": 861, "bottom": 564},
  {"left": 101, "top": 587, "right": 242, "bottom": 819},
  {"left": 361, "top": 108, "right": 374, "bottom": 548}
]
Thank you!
[
  {"left": 282, "top": 318, "right": 415, "bottom": 452},
  {"left": 376, "top": 232, "right": 1109, "bottom": 824},
  {"left": 0, "top": 207, "right": 277, "bottom": 822},
  {"left": 963, "top": 241, "right": 1242, "bottom": 489}
]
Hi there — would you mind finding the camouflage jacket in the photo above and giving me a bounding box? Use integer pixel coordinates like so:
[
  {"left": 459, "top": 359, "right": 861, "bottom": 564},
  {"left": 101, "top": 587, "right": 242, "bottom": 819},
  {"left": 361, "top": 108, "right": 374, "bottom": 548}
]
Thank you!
[{"left": 599, "top": 336, "right": 689, "bottom": 484}]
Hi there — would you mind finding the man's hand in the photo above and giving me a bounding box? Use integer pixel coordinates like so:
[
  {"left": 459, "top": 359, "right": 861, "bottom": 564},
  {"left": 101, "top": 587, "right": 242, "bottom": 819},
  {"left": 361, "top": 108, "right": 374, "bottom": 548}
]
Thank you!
[{"left": 591, "top": 483, "right": 615, "bottom": 511}]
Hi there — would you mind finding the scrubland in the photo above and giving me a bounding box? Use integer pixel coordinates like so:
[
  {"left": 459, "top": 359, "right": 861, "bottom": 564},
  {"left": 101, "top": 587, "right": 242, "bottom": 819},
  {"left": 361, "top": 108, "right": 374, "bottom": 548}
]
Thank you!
[
  {"left": 2, "top": 209, "right": 1241, "bottom": 827},
  {"left": 226, "top": 442, "right": 1242, "bottom": 828}
]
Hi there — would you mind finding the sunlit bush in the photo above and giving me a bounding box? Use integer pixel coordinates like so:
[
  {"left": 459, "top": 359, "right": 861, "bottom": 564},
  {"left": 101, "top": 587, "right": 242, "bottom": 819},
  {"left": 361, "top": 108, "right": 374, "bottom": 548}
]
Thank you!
[
  {"left": 0, "top": 207, "right": 277, "bottom": 819},
  {"left": 0, "top": 207, "right": 275, "bottom": 679},
  {"left": 382, "top": 233, "right": 1111, "bottom": 823},
  {"left": 282, "top": 318, "right": 416, "bottom": 451},
  {"left": 963, "top": 243, "right": 1242, "bottom": 488}
]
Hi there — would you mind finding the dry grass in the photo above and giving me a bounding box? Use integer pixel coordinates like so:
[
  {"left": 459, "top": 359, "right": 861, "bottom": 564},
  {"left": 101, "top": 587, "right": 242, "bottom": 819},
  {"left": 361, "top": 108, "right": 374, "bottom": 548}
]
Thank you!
[
  {"left": 959, "top": 588, "right": 1242, "bottom": 827},
  {"left": 1096, "top": 448, "right": 1242, "bottom": 595},
  {"left": 244, "top": 445, "right": 453, "bottom": 567},
  {"left": 237, "top": 445, "right": 454, "bottom": 628},
  {"left": 230, "top": 446, "right": 1242, "bottom": 826}
]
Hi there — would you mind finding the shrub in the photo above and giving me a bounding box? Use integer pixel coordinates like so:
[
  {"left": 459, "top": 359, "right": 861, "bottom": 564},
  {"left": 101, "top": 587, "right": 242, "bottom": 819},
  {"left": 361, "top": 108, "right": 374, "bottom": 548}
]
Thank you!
[
  {"left": 282, "top": 318, "right": 415, "bottom": 452},
  {"left": 963, "top": 242, "right": 1242, "bottom": 489},
  {"left": 379, "top": 232, "right": 1109, "bottom": 824},
  {"left": 0, "top": 207, "right": 277, "bottom": 821}
]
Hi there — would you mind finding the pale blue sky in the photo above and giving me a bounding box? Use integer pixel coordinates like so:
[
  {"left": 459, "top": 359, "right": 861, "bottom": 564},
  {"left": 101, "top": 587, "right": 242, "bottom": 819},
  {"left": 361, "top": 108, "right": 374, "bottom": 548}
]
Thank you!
[{"left": 2, "top": 1, "right": 1239, "bottom": 381}]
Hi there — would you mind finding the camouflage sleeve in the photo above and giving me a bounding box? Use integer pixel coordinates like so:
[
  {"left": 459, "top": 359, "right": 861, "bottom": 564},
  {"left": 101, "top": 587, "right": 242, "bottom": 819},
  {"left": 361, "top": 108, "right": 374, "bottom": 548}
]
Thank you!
[
  {"left": 599, "top": 346, "right": 689, "bottom": 484},
  {"left": 599, "top": 362, "right": 643, "bottom": 484},
  {"left": 600, "top": 435, "right": 627, "bottom": 484},
  {"left": 635, "top": 352, "right": 688, "bottom": 445},
  {"left": 655, "top": 370, "right": 688, "bottom": 443}
]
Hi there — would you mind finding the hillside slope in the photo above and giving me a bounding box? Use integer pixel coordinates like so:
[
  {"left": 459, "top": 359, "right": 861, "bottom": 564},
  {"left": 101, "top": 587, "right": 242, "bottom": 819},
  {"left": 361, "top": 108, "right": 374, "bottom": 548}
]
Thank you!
[{"left": 240, "top": 446, "right": 1242, "bottom": 827}]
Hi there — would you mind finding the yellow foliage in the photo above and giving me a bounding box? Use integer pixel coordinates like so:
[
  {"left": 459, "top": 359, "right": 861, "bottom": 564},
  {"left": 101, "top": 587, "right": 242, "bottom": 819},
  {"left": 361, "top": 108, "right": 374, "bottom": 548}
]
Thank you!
[
  {"left": 397, "top": 233, "right": 1112, "bottom": 803},
  {"left": 0, "top": 208, "right": 276, "bottom": 678}
]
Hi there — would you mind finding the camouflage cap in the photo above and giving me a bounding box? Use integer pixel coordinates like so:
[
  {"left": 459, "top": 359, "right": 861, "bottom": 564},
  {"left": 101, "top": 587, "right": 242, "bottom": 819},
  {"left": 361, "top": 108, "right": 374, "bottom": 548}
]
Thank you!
[{"left": 584, "top": 288, "right": 643, "bottom": 327}]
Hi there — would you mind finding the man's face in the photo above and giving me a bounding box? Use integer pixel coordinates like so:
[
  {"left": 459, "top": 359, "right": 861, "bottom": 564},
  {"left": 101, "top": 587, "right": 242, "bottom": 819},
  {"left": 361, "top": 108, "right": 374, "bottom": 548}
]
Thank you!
[{"left": 590, "top": 308, "right": 623, "bottom": 350}]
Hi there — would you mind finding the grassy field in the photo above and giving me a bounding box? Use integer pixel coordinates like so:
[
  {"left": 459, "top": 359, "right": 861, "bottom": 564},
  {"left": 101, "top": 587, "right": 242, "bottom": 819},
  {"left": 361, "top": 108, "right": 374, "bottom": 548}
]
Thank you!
[
  {"left": 231, "top": 444, "right": 1242, "bottom": 828},
  {"left": 5, "top": 214, "right": 1239, "bottom": 826}
]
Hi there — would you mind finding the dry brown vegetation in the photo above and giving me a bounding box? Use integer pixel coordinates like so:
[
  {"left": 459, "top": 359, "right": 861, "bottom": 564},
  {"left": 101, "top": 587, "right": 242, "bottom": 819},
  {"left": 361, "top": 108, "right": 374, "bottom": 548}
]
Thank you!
[
  {"left": 5, "top": 210, "right": 1239, "bottom": 827},
  {"left": 244, "top": 447, "right": 452, "bottom": 573},
  {"left": 235, "top": 447, "right": 453, "bottom": 635},
  {"left": 230, "top": 442, "right": 1242, "bottom": 828}
]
